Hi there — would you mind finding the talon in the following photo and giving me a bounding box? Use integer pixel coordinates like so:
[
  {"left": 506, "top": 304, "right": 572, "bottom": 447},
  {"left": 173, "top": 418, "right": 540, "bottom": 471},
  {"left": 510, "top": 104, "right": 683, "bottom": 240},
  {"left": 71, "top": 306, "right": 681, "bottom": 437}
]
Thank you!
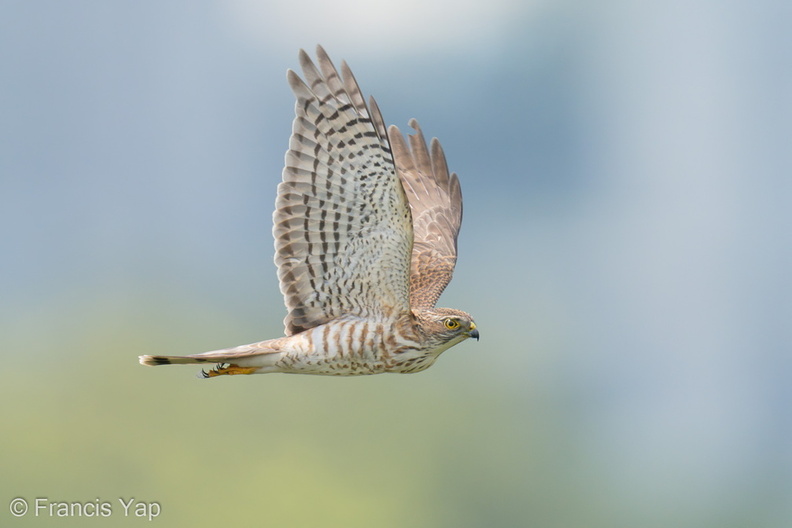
[{"left": 203, "top": 363, "right": 259, "bottom": 377}]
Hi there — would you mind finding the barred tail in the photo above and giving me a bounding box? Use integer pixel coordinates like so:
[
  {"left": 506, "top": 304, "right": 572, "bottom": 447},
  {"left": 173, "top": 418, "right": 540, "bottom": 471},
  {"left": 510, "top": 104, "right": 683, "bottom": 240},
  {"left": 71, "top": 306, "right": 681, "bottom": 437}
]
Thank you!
[
  {"left": 139, "top": 354, "right": 215, "bottom": 366},
  {"left": 139, "top": 339, "right": 283, "bottom": 367}
]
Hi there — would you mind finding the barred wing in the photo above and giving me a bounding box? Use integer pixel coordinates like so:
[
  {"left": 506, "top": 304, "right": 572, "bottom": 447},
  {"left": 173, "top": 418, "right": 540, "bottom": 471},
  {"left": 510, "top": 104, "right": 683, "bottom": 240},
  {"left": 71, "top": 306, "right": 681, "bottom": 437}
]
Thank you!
[
  {"left": 389, "top": 120, "right": 463, "bottom": 309},
  {"left": 274, "top": 46, "right": 413, "bottom": 336}
]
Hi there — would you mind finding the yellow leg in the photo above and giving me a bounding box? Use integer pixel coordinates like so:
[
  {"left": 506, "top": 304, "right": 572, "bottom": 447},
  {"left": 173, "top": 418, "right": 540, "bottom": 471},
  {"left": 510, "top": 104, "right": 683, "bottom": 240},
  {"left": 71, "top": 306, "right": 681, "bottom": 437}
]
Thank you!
[{"left": 202, "top": 364, "right": 259, "bottom": 378}]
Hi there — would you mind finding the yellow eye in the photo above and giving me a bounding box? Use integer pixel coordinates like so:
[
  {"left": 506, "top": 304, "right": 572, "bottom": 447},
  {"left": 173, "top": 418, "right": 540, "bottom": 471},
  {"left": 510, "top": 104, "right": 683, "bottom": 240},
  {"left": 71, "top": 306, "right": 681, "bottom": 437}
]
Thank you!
[{"left": 444, "top": 319, "right": 460, "bottom": 330}]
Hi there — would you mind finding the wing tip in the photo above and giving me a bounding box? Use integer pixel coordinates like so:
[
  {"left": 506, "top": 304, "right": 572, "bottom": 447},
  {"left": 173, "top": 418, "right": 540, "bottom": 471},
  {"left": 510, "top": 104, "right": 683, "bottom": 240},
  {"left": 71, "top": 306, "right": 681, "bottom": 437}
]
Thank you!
[{"left": 287, "top": 69, "right": 312, "bottom": 100}]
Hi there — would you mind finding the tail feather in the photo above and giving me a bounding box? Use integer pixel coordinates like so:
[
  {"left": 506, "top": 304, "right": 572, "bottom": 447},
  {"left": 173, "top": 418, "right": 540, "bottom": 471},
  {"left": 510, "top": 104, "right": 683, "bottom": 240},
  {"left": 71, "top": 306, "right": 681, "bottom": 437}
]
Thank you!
[
  {"left": 139, "top": 354, "right": 215, "bottom": 366},
  {"left": 139, "top": 340, "right": 283, "bottom": 367}
]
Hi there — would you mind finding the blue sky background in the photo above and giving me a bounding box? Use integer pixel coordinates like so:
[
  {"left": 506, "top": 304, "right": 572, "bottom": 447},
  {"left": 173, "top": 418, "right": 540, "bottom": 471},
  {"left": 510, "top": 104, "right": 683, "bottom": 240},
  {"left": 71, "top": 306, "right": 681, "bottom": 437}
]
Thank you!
[{"left": 2, "top": 1, "right": 791, "bottom": 526}]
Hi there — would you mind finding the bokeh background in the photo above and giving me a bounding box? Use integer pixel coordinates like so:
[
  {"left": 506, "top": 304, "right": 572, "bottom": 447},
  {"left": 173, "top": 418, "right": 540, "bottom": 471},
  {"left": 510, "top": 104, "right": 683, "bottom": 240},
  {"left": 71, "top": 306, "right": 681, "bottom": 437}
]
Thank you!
[{"left": 2, "top": 0, "right": 790, "bottom": 526}]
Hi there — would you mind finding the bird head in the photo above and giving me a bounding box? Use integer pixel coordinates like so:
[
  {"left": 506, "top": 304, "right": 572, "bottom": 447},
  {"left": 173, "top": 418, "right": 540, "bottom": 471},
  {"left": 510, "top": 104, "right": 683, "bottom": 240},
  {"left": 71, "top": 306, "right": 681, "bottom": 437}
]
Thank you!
[{"left": 416, "top": 307, "right": 479, "bottom": 350}]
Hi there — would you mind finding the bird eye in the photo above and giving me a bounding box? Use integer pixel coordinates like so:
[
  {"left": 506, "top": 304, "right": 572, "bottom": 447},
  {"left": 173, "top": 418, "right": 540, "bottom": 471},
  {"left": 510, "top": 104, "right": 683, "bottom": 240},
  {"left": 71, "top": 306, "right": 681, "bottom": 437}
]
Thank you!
[{"left": 444, "top": 319, "right": 460, "bottom": 330}]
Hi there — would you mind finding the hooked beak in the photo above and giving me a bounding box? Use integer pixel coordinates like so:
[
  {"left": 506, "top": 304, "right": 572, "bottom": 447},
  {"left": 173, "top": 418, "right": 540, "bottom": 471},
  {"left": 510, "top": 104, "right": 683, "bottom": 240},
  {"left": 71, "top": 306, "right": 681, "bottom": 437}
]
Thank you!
[{"left": 468, "top": 322, "right": 479, "bottom": 341}]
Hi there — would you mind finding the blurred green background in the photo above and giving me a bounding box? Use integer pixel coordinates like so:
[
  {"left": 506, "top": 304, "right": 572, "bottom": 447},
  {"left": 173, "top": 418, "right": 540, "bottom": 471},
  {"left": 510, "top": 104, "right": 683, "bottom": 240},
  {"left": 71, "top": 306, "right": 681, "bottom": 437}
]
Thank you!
[{"left": 2, "top": 0, "right": 790, "bottom": 526}]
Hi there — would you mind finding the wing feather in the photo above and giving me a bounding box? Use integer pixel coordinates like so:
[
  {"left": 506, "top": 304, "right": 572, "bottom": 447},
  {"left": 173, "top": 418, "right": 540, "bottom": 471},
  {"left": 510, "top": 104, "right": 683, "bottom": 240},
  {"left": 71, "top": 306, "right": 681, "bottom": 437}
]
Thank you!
[
  {"left": 275, "top": 46, "right": 413, "bottom": 335},
  {"left": 389, "top": 120, "right": 463, "bottom": 309}
]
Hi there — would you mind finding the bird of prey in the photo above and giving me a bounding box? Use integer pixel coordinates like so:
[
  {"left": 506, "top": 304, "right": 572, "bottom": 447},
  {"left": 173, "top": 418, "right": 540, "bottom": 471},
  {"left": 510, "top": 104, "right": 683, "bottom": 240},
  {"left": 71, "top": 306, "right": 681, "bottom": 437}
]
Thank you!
[{"left": 139, "top": 46, "right": 477, "bottom": 377}]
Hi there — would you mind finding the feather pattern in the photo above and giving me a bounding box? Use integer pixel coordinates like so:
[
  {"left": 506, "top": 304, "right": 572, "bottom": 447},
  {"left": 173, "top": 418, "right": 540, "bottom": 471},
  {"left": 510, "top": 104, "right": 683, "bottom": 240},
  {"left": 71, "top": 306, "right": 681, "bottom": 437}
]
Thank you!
[
  {"left": 275, "top": 46, "right": 414, "bottom": 336},
  {"left": 389, "top": 120, "right": 463, "bottom": 309}
]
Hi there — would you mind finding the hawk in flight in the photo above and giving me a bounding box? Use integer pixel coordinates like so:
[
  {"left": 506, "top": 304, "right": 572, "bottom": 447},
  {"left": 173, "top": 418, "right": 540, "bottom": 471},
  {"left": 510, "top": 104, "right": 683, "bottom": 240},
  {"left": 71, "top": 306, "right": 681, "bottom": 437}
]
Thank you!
[{"left": 140, "top": 46, "right": 478, "bottom": 377}]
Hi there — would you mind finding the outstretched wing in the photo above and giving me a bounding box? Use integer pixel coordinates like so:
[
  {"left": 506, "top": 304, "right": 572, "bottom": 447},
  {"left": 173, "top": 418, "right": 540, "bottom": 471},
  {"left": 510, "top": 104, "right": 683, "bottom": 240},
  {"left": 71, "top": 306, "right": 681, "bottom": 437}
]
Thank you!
[
  {"left": 389, "top": 120, "right": 463, "bottom": 310},
  {"left": 274, "top": 46, "right": 413, "bottom": 336}
]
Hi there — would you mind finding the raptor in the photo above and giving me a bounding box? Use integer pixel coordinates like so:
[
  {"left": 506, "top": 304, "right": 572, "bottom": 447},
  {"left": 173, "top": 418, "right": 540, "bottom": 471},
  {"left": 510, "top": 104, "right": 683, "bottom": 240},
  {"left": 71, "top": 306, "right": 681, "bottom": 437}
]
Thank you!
[{"left": 139, "top": 46, "right": 477, "bottom": 377}]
